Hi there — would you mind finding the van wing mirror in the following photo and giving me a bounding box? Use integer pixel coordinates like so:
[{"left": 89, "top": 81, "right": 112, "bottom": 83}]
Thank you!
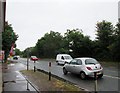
[{"left": 68, "top": 62, "right": 71, "bottom": 64}]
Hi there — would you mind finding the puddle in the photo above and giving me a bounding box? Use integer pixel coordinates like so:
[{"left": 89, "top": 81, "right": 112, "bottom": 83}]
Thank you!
[
  {"left": 16, "top": 75, "right": 21, "bottom": 78},
  {"left": 4, "top": 80, "right": 16, "bottom": 83},
  {"left": 15, "top": 71, "right": 26, "bottom": 80},
  {"left": 9, "top": 64, "right": 15, "bottom": 66}
]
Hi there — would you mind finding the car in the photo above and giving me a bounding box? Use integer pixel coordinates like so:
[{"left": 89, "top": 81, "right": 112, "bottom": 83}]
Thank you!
[
  {"left": 56, "top": 54, "right": 73, "bottom": 65},
  {"left": 16, "top": 55, "right": 20, "bottom": 58},
  {"left": 63, "top": 57, "right": 103, "bottom": 80},
  {"left": 13, "top": 56, "right": 18, "bottom": 60},
  {"left": 30, "top": 56, "right": 39, "bottom": 61}
]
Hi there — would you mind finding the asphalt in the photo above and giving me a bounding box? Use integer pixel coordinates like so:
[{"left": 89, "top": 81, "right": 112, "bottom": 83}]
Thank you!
[{"left": 1, "top": 61, "right": 39, "bottom": 93}]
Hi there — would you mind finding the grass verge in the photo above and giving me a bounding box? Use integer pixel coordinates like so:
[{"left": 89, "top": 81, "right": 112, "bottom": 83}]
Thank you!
[{"left": 20, "top": 70, "right": 86, "bottom": 92}]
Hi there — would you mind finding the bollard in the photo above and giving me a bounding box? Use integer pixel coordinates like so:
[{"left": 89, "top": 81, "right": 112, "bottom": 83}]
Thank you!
[
  {"left": 34, "top": 61, "right": 36, "bottom": 72},
  {"left": 94, "top": 72, "right": 98, "bottom": 93},
  {"left": 49, "top": 62, "right": 51, "bottom": 81}
]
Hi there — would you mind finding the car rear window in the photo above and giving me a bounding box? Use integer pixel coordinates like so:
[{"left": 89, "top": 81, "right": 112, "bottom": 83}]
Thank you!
[
  {"left": 31, "top": 56, "right": 37, "bottom": 58},
  {"left": 85, "top": 59, "right": 99, "bottom": 65}
]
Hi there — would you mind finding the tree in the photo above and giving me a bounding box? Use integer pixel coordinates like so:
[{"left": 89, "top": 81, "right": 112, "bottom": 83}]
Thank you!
[
  {"left": 110, "top": 22, "right": 120, "bottom": 61},
  {"left": 14, "top": 48, "right": 22, "bottom": 56},
  {"left": 95, "top": 20, "right": 114, "bottom": 60},
  {"left": 22, "top": 47, "right": 30, "bottom": 58},
  {"left": 35, "top": 31, "right": 63, "bottom": 58},
  {"left": 2, "top": 22, "right": 18, "bottom": 61},
  {"left": 64, "top": 29, "right": 93, "bottom": 57}
]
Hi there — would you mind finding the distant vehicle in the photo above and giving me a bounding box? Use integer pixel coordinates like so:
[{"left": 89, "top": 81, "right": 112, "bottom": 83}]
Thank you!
[
  {"left": 16, "top": 55, "right": 20, "bottom": 58},
  {"left": 30, "top": 56, "right": 39, "bottom": 61},
  {"left": 63, "top": 57, "right": 103, "bottom": 80},
  {"left": 13, "top": 56, "right": 18, "bottom": 60},
  {"left": 56, "top": 54, "right": 73, "bottom": 65}
]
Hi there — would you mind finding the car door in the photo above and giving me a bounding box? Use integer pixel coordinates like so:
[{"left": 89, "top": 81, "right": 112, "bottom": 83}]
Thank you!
[
  {"left": 72, "top": 59, "right": 83, "bottom": 74},
  {"left": 65, "top": 59, "right": 77, "bottom": 73}
]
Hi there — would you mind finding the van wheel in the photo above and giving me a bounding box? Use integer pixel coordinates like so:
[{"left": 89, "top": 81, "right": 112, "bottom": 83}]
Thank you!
[
  {"left": 57, "top": 62, "right": 59, "bottom": 65},
  {"left": 80, "top": 72, "right": 86, "bottom": 80},
  {"left": 63, "top": 68, "right": 68, "bottom": 75},
  {"left": 56, "top": 61, "right": 59, "bottom": 65}
]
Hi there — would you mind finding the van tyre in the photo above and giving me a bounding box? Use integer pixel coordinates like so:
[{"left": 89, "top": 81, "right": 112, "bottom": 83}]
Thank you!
[
  {"left": 80, "top": 72, "right": 86, "bottom": 80},
  {"left": 56, "top": 61, "right": 59, "bottom": 65},
  {"left": 63, "top": 68, "right": 68, "bottom": 75}
]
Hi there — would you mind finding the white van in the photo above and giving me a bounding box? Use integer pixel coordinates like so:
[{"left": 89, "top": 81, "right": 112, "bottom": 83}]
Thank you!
[{"left": 56, "top": 54, "right": 73, "bottom": 65}]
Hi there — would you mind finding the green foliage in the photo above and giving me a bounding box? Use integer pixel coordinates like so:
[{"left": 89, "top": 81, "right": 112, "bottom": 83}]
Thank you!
[
  {"left": 22, "top": 47, "right": 32, "bottom": 58},
  {"left": 109, "top": 22, "right": 120, "bottom": 61},
  {"left": 22, "top": 20, "right": 119, "bottom": 62},
  {"left": 35, "top": 31, "right": 63, "bottom": 58},
  {"left": 96, "top": 20, "right": 114, "bottom": 47},
  {"left": 2, "top": 22, "right": 18, "bottom": 61},
  {"left": 95, "top": 20, "right": 115, "bottom": 60},
  {"left": 26, "top": 29, "right": 93, "bottom": 58},
  {"left": 15, "top": 48, "right": 22, "bottom": 56},
  {"left": 64, "top": 29, "right": 92, "bottom": 57}
]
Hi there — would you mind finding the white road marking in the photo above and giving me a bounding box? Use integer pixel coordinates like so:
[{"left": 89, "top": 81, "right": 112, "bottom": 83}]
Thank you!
[{"left": 103, "top": 75, "right": 120, "bottom": 79}]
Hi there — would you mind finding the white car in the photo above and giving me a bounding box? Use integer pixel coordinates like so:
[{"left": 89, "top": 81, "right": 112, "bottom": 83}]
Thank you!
[{"left": 63, "top": 57, "right": 103, "bottom": 79}]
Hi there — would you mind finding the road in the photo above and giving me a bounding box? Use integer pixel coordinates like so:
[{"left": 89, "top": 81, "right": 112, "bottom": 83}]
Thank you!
[{"left": 13, "top": 58, "right": 119, "bottom": 92}]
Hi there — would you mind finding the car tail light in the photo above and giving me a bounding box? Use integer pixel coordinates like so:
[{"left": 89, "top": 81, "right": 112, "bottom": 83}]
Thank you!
[{"left": 86, "top": 67, "right": 92, "bottom": 70}]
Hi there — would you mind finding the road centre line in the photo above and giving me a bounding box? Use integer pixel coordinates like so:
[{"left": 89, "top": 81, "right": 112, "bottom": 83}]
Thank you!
[{"left": 103, "top": 75, "right": 120, "bottom": 79}]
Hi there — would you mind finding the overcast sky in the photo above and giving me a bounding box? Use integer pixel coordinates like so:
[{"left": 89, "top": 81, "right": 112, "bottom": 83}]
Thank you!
[{"left": 6, "top": 0, "right": 119, "bottom": 51}]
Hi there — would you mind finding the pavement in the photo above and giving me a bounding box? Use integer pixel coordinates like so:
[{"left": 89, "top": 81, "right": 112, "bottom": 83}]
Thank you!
[{"left": 1, "top": 61, "right": 39, "bottom": 93}]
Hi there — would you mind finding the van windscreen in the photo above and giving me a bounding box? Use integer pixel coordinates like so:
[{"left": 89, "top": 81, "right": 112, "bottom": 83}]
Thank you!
[{"left": 64, "top": 56, "right": 72, "bottom": 59}]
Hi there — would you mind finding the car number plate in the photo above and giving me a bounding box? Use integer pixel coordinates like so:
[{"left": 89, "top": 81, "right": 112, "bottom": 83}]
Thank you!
[{"left": 97, "top": 71, "right": 101, "bottom": 75}]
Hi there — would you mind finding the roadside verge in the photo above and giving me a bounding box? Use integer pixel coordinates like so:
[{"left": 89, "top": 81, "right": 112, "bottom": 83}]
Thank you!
[{"left": 20, "top": 69, "right": 86, "bottom": 92}]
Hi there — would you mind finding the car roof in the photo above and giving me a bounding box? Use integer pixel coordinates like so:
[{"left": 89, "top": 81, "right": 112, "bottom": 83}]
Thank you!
[
  {"left": 75, "top": 57, "right": 94, "bottom": 61},
  {"left": 57, "top": 54, "right": 70, "bottom": 56},
  {"left": 31, "top": 56, "right": 37, "bottom": 57}
]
